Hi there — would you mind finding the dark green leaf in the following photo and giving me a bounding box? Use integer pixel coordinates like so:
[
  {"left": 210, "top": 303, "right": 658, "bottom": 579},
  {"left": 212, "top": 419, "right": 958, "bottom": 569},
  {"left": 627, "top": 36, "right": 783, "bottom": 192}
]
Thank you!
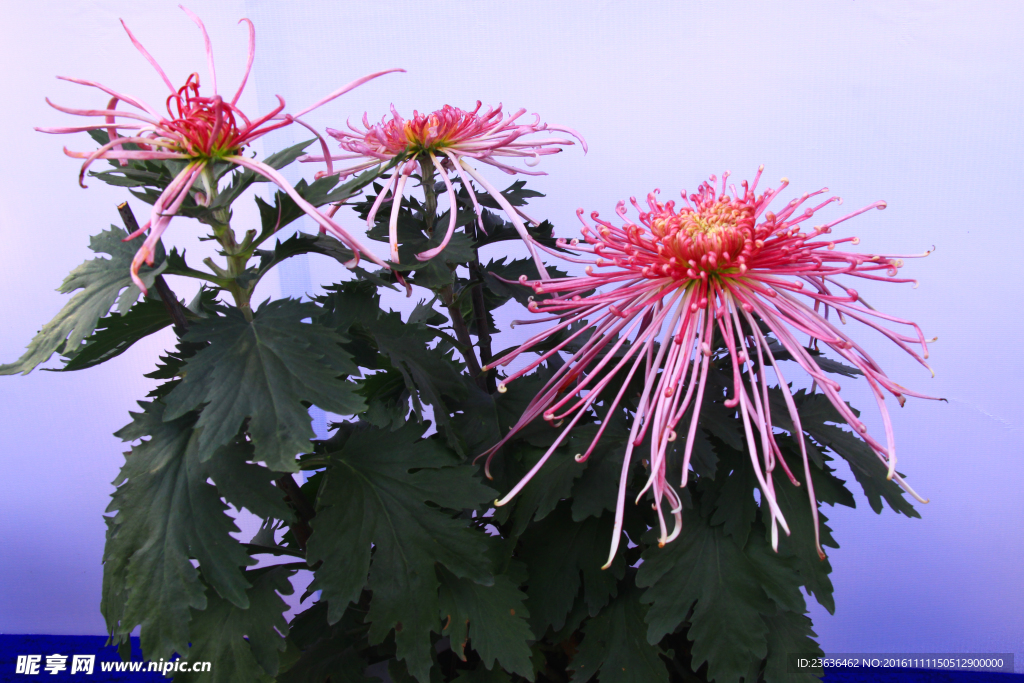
[
  {"left": 278, "top": 603, "right": 376, "bottom": 683},
  {"left": 438, "top": 566, "right": 534, "bottom": 678},
  {"left": 451, "top": 666, "right": 513, "bottom": 683},
  {"left": 57, "top": 288, "right": 218, "bottom": 372},
  {"left": 569, "top": 414, "right": 631, "bottom": 521},
  {"left": 767, "top": 340, "right": 863, "bottom": 378},
  {"left": 1, "top": 226, "right": 165, "bottom": 375},
  {"left": 637, "top": 509, "right": 775, "bottom": 683},
  {"left": 761, "top": 607, "right": 824, "bottom": 683},
  {"left": 572, "top": 583, "right": 669, "bottom": 683},
  {"left": 509, "top": 443, "right": 586, "bottom": 536},
  {"left": 162, "top": 300, "right": 365, "bottom": 471},
  {"left": 305, "top": 423, "right": 494, "bottom": 683},
  {"left": 56, "top": 295, "right": 172, "bottom": 371},
  {"left": 319, "top": 285, "right": 468, "bottom": 454},
  {"left": 177, "top": 566, "right": 295, "bottom": 682},
  {"left": 790, "top": 392, "right": 919, "bottom": 517},
  {"left": 700, "top": 443, "right": 760, "bottom": 548},
  {"left": 757, "top": 441, "right": 844, "bottom": 614},
  {"left": 102, "top": 402, "right": 256, "bottom": 661},
  {"left": 519, "top": 507, "right": 625, "bottom": 634}
]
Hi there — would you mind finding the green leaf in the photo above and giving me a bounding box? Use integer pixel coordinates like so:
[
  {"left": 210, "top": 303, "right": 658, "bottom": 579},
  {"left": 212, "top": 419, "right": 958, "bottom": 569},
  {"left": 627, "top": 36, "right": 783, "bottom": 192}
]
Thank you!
[
  {"left": 319, "top": 285, "right": 468, "bottom": 454},
  {"left": 789, "top": 392, "right": 919, "bottom": 517},
  {"left": 761, "top": 606, "right": 824, "bottom": 683},
  {"left": 102, "top": 401, "right": 256, "bottom": 661},
  {"left": 572, "top": 583, "right": 669, "bottom": 683},
  {"left": 368, "top": 311, "right": 467, "bottom": 449},
  {"left": 509, "top": 442, "right": 586, "bottom": 536},
  {"left": 518, "top": 507, "right": 625, "bottom": 634},
  {"left": 636, "top": 508, "right": 776, "bottom": 683},
  {"left": 56, "top": 295, "right": 172, "bottom": 370},
  {"left": 305, "top": 423, "right": 494, "bottom": 683},
  {"left": 451, "top": 666, "right": 513, "bottom": 683},
  {"left": 563, "top": 413, "right": 631, "bottom": 522},
  {"left": 756, "top": 440, "right": 843, "bottom": 615},
  {"left": 162, "top": 300, "right": 365, "bottom": 471},
  {"left": 767, "top": 339, "right": 863, "bottom": 378},
  {"left": 1, "top": 226, "right": 165, "bottom": 375},
  {"left": 700, "top": 443, "right": 760, "bottom": 548},
  {"left": 57, "top": 288, "right": 218, "bottom": 372},
  {"left": 252, "top": 231, "right": 393, "bottom": 291},
  {"left": 177, "top": 565, "right": 295, "bottom": 682},
  {"left": 480, "top": 258, "right": 544, "bottom": 307},
  {"left": 279, "top": 601, "right": 379, "bottom": 683},
  {"left": 437, "top": 566, "right": 534, "bottom": 678}
]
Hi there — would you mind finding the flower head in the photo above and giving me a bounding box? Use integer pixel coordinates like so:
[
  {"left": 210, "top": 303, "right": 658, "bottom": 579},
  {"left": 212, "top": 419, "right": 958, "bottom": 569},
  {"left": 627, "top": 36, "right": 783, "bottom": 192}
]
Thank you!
[
  {"left": 303, "top": 102, "right": 586, "bottom": 275},
  {"left": 37, "top": 5, "right": 401, "bottom": 292},
  {"left": 481, "top": 168, "right": 937, "bottom": 567}
]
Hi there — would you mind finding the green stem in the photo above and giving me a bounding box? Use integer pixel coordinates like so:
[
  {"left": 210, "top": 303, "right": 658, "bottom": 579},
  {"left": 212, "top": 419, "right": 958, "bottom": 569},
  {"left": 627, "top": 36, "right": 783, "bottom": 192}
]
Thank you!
[
  {"left": 440, "top": 285, "right": 485, "bottom": 388},
  {"left": 419, "top": 157, "right": 437, "bottom": 234}
]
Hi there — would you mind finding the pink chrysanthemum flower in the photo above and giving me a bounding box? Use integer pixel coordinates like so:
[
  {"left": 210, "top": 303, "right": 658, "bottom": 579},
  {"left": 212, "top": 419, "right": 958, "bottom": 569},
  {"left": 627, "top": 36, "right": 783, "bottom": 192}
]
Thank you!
[
  {"left": 480, "top": 168, "right": 937, "bottom": 568},
  {"left": 302, "top": 103, "right": 586, "bottom": 275},
  {"left": 37, "top": 6, "right": 402, "bottom": 292}
]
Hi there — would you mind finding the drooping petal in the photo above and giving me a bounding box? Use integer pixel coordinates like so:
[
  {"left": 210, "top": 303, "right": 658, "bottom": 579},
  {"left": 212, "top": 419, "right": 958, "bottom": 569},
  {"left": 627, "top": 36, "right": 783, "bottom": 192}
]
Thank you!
[{"left": 485, "top": 169, "right": 939, "bottom": 564}]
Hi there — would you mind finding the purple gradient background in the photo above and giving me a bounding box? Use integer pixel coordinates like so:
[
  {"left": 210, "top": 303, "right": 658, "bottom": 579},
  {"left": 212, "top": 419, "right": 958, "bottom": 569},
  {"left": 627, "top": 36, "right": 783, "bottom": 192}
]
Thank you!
[{"left": 1, "top": 0, "right": 1021, "bottom": 671}]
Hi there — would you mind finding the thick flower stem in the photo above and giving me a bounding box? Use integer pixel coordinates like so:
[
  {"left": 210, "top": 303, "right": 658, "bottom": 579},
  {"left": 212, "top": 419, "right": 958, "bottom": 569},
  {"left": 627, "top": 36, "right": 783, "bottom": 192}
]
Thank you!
[
  {"left": 116, "top": 203, "right": 191, "bottom": 334},
  {"left": 469, "top": 260, "right": 496, "bottom": 393},
  {"left": 440, "top": 286, "right": 485, "bottom": 390},
  {"left": 419, "top": 158, "right": 437, "bottom": 234}
]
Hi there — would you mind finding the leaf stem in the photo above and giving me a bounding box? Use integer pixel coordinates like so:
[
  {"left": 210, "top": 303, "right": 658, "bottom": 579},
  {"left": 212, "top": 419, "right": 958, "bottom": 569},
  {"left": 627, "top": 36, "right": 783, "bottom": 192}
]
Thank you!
[{"left": 275, "top": 474, "right": 316, "bottom": 551}]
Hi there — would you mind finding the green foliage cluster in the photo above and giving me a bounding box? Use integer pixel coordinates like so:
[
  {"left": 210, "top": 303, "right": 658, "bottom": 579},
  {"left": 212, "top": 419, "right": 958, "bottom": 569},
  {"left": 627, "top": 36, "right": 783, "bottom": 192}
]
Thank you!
[{"left": 2, "top": 143, "right": 921, "bottom": 683}]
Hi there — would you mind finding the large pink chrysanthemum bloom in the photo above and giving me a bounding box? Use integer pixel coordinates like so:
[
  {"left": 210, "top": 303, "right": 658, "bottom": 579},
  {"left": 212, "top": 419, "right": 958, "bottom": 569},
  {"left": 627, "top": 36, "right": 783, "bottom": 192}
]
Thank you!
[
  {"left": 480, "top": 168, "right": 937, "bottom": 568},
  {"left": 37, "top": 6, "right": 402, "bottom": 293},
  {"left": 301, "top": 103, "right": 586, "bottom": 276}
]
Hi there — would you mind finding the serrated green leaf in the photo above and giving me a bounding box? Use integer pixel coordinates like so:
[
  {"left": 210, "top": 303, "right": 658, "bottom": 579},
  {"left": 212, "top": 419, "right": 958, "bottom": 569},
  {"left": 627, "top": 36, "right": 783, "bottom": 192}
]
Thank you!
[
  {"left": 368, "top": 311, "right": 468, "bottom": 452},
  {"left": 57, "top": 288, "right": 217, "bottom": 372},
  {"left": 509, "top": 443, "right": 586, "bottom": 536},
  {"left": 519, "top": 507, "right": 625, "bottom": 634},
  {"left": 451, "top": 666, "right": 513, "bottom": 683},
  {"left": 177, "top": 565, "right": 295, "bottom": 683},
  {"left": 56, "top": 295, "right": 172, "bottom": 371},
  {"left": 700, "top": 443, "right": 760, "bottom": 548},
  {"left": 278, "top": 602, "right": 377, "bottom": 683},
  {"left": 102, "top": 401, "right": 256, "bottom": 661},
  {"left": 305, "top": 423, "right": 494, "bottom": 683},
  {"left": 636, "top": 508, "right": 775, "bottom": 683},
  {"left": 319, "top": 285, "right": 468, "bottom": 454},
  {"left": 761, "top": 607, "right": 824, "bottom": 683},
  {"left": 569, "top": 414, "right": 631, "bottom": 521},
  {"left": 438, "top": 566, "right": 534, "bottom": 678},
  {"left": 573, "top": 583, "right": 669, "bottom": 683},
  {"left": 756, "top": 442, "right": 843, "bottom": 615},
  {"left": 767, "top": 339, "right": 863, "bottom": 378},
  {"left": 162, "top": 300, "right": 365, "bottom": 471},
  {"left": 787, "top": 392, "right": 919, "bottom": 517},
  {"left": 1, "top": 226, "right": 165, "bottom": 375}
]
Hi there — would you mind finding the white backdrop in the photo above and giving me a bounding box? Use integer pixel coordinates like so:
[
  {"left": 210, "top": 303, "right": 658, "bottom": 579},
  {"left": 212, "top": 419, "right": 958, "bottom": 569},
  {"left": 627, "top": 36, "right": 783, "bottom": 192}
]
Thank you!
[{"left": 1, "top": 0, "right": 1021, "bottom": 669}]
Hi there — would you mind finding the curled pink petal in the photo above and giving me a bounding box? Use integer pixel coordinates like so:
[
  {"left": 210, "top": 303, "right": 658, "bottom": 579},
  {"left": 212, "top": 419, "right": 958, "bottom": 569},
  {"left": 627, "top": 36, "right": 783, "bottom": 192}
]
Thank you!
[
  {"left": 481, "top": 169, "right": 940, "bottom": 564},
  {"left": 304, "top": 102, "right": 584, "bottom": 268},
  {"left": 41, "top": 10, "right": 404, "bottom": 285}
]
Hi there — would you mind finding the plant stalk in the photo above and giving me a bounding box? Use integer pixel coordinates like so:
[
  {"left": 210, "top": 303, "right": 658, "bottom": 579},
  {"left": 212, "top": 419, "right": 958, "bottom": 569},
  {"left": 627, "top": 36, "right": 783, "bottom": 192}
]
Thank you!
[{"left": 116, "top": 203, "right": 191, "bottom": 334}]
